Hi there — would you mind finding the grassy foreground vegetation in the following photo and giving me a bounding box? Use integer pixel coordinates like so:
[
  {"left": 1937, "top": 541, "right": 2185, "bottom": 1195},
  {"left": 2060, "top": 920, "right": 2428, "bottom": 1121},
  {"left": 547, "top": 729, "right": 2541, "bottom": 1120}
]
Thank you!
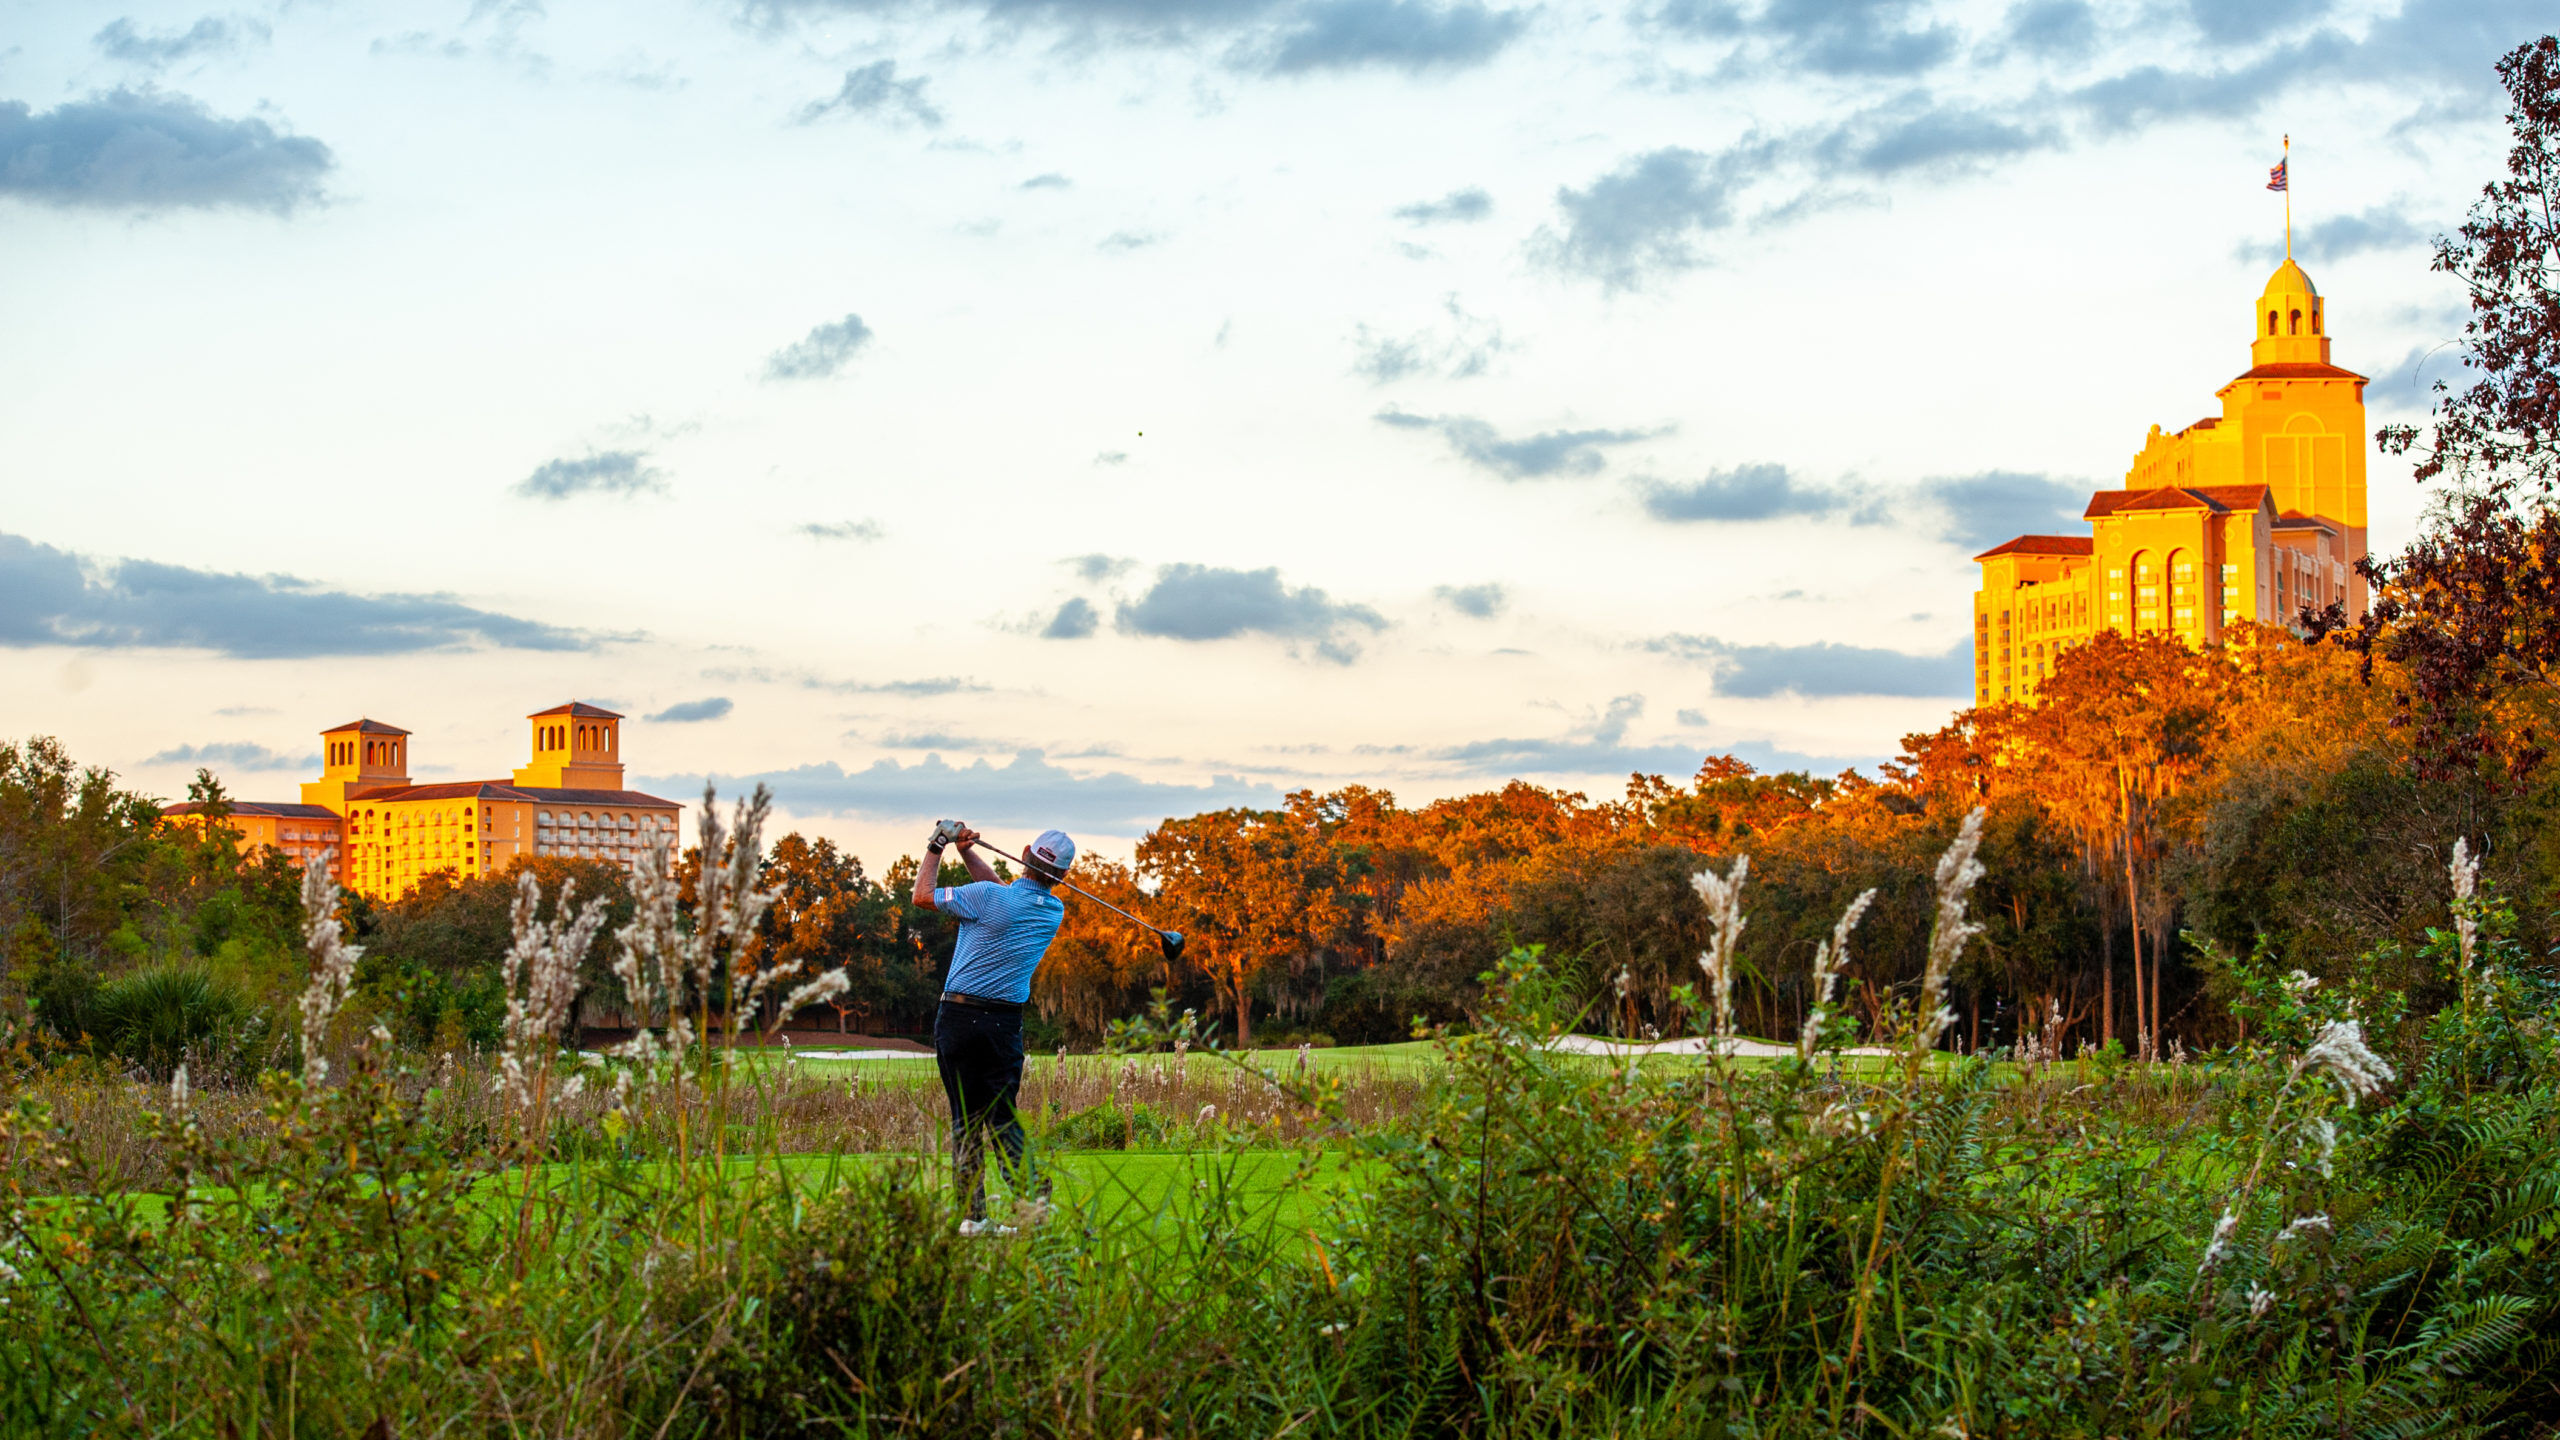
[
  {"left": 10, "top": 37, "right": 2560, "bottom": 1436},
  {"left": 5, "top": 792, "right": 2559, "bottom": 1438}
]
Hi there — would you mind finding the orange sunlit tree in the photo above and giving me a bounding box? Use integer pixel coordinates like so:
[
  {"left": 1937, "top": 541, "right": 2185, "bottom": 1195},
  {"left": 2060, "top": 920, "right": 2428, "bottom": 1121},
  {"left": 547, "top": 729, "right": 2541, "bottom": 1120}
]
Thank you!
[{"left": 1140, "top": 805, "right": 1348, "bottom": 1048}]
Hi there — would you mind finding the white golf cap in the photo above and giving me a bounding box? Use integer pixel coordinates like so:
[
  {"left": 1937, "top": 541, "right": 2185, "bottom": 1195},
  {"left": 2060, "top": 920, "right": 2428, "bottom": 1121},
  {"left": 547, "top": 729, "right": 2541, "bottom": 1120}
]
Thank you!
[{"left": 1028, "top": 829, "right": 1076, "bottom": 874}]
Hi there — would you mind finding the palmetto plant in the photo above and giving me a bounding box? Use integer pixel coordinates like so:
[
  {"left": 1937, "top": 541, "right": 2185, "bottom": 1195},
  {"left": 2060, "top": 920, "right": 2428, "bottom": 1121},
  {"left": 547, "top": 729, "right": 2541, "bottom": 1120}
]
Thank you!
[{"left": 78, "top": 964, "right": 252, "bottom": 1080}]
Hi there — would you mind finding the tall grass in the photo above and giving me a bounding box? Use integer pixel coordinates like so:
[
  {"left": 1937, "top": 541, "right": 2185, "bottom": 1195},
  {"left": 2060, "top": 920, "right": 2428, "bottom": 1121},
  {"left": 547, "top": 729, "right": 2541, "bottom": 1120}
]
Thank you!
[{"left": 2, "top": 798, "right": 2555, "bottom": 1437}]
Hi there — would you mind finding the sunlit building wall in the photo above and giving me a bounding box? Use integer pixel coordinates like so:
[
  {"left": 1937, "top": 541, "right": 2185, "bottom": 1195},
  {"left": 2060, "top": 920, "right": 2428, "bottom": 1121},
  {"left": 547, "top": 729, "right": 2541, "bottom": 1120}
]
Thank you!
[
  {"left": 164, "top": 701, "right": 679, "bottom": 899},
  {"left": 1974, "top": 259, "right": 2369, "bottom": 703}
]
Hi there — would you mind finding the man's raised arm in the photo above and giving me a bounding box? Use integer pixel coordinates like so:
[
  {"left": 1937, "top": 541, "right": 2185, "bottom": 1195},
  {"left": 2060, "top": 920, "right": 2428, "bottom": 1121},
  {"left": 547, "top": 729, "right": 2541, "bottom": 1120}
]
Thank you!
[
  {"left": 913, "top": 823, "right": 1001, "bottom": 910},
  {"left": 952, "top": 825, "right": 1000, "bottom": 884},
  {"left": 913, "top": 827, "right": 946, "bottom": 909}
]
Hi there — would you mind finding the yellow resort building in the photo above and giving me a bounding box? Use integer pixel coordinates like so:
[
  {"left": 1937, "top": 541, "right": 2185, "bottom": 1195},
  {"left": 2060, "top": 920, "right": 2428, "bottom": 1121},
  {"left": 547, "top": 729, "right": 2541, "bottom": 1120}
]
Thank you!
[
  {"left": 1973, "top": 258, "right": 2368, "bottom": 704},
  {"left": 165, "top": 701, "right": 681, "bottom": 900}
]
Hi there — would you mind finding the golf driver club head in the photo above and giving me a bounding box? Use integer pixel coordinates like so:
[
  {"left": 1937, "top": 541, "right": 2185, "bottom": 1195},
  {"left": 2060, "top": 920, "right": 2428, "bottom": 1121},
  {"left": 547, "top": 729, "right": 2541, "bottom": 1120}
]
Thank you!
[{"left": 1158, "top": 929, "right": 1185, "bottom": 963}]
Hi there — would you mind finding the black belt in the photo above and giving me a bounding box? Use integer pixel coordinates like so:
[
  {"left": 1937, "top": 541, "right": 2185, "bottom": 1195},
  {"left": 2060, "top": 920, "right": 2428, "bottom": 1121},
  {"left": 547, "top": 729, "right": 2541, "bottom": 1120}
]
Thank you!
[{"left": 941, "top": 990, "right": 1022, "bottom": 1012}]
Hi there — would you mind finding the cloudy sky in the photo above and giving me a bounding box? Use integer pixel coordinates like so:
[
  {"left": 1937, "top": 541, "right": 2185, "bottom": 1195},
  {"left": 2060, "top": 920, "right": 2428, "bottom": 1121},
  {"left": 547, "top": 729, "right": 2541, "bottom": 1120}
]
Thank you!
[{"left": 0, "top": 0, "right": 2543, "bottom": 867}]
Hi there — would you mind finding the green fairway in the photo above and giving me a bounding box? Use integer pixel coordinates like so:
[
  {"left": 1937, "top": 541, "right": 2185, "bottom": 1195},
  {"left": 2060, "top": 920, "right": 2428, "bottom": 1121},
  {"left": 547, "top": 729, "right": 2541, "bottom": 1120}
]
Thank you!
[
  {"left": 734, "top": 1038, "right": 1450, "bottom": 1085},
  {"left": 85, "top": 1145, "right": 1378, "bottom": 1256},
  {"left": 920, "top": 1146, "right": 1373, "bottom": 1242},
  {"left": 749, "top": 1146, "right": 1376, "bottom": 1242}
]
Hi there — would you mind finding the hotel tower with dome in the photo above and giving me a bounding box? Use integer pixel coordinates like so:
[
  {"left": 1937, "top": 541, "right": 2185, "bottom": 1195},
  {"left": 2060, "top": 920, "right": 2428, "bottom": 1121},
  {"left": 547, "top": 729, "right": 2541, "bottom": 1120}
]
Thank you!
[
  {"left": 1972, "top": 257, "right": 2370, "bottom": 704},
  {"left": 163, "top": 701, "right": 680, "bottom": 900}
]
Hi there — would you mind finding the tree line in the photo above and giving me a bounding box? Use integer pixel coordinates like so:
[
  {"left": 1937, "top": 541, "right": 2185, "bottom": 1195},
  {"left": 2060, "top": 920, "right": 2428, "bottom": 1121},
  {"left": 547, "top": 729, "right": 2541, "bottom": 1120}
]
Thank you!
[{"left": 5, "top": 611, "right": 2541, "bottom": 1068}]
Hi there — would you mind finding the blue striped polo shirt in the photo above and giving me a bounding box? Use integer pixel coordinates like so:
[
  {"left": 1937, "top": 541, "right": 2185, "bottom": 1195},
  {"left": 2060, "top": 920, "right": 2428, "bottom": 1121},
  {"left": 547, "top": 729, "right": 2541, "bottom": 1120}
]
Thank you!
[{"left": 935, "top": 879, "right": 1066, "bottom": 1004}]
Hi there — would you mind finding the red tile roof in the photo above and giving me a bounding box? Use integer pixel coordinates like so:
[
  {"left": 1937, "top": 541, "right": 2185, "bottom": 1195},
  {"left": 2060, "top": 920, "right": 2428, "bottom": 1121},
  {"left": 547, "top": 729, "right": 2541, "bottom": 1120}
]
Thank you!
[
  {"left": 345, "top": 780, "right": 678, "bottom": 808},
  {"left": 319, "top": 718, "right": 411, "bottom": 735},
  {"left": 2086, "top": 484, "right": 2273, "bottom": 518},
  {"left": 164, "top": 801, "right": 344, "bottom": 819},
  {"left": 354, "top": 781, "right": 536, "bottom": 803},
  {"left": 528, "top": 701, "right": 624, "bottom": 719},
  {"left": 2230, "top": 362, "right": 2368, "bottom": 382},
  {"left": 1974, "top": 534, "right": 2095, "bottom": 561},
  {"left": 518, "top": 786, "right": 679, "bottom": 808}
]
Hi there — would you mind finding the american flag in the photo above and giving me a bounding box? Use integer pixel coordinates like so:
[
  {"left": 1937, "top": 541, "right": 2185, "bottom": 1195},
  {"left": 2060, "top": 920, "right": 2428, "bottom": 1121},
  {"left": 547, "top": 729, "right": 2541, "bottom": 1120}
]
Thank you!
[{"left": 2267, "top": 157, "right": 2287, "bottom": 192}]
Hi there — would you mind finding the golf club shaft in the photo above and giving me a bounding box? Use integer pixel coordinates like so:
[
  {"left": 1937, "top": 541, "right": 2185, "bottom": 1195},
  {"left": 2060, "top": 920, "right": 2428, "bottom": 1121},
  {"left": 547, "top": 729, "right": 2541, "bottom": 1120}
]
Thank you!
[{"left": 961, "top": 838, "right": 1169, "bottom": 938}]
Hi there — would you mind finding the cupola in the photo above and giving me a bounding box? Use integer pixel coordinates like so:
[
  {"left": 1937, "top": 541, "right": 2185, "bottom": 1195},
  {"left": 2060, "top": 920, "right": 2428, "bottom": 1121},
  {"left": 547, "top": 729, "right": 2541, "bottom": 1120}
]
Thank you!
[
  {"left": 513, "top": 701, "right": 626, "bottom": 791},
  {"left": 303, "top": 717, "right": 410, "bottom": 810},
  {"left": 2250, "top": 258, "right": 2330, "bottom": 367}
]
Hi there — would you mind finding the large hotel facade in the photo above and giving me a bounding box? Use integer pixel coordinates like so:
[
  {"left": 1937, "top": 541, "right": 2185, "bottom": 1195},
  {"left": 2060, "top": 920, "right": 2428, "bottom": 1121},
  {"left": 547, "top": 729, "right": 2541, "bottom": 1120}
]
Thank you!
[
  {"left": 1972, "top": 258, "right": 2368, "bottom": 703},
  {"left": 165, "top": 702, "right": 680, "bottom": 900}
]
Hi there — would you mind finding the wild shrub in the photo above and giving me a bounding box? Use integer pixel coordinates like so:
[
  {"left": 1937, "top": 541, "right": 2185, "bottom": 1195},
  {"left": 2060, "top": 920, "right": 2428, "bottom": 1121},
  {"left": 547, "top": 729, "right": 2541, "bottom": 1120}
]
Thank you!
[
  {"left": 1169, "top": 817, "right": 2560, "bottom": 1436},
  {"left": 1047, "top": 1098, "right": 1172, "bottom": 1149},
  {"left": 5, "top": 796, "right": 2557, "bottom": 1438},
  {"left": 81, "top": 965, "right": 254, "bottom": 1079}
]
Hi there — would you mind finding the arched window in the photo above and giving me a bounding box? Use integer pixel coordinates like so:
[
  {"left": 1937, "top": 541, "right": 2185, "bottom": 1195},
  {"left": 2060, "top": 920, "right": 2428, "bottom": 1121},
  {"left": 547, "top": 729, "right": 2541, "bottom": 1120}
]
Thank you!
[
  {"left": 2267, "top": 310, "right": 2278, "bottom": 335},
  {"left": 2311, "top": 302, "right": 2322, "bottom": 333},
  {"left": 2289, "top": 308, "right": 2301, "bottom": 335}
]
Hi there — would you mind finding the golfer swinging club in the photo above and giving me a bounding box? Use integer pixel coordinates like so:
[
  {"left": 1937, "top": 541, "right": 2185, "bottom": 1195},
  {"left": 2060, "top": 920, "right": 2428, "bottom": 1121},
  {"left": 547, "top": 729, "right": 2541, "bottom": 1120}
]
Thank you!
[{"left": 912, "top": 819, "right": 1073, "bottom": 1236}]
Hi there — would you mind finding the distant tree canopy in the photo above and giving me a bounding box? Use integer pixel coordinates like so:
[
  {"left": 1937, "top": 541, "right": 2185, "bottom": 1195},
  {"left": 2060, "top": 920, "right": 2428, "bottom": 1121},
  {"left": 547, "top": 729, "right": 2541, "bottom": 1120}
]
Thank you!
[{"left": 6, "top": 605, "right": 2548, "bottom": 1069}]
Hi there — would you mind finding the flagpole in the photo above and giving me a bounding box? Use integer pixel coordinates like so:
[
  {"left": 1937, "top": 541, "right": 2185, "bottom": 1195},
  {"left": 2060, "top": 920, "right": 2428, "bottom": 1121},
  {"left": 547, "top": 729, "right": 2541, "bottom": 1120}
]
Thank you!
[{"left": 2283, "top": 134, "right": 2292, "bottom": 259}]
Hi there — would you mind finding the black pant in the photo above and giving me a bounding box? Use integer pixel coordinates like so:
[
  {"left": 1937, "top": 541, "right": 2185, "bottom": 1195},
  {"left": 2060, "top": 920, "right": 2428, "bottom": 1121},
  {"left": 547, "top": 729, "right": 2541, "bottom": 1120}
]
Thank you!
[{"left": 934, "top": 1001, "right": 1045, "bottom": 1220}]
